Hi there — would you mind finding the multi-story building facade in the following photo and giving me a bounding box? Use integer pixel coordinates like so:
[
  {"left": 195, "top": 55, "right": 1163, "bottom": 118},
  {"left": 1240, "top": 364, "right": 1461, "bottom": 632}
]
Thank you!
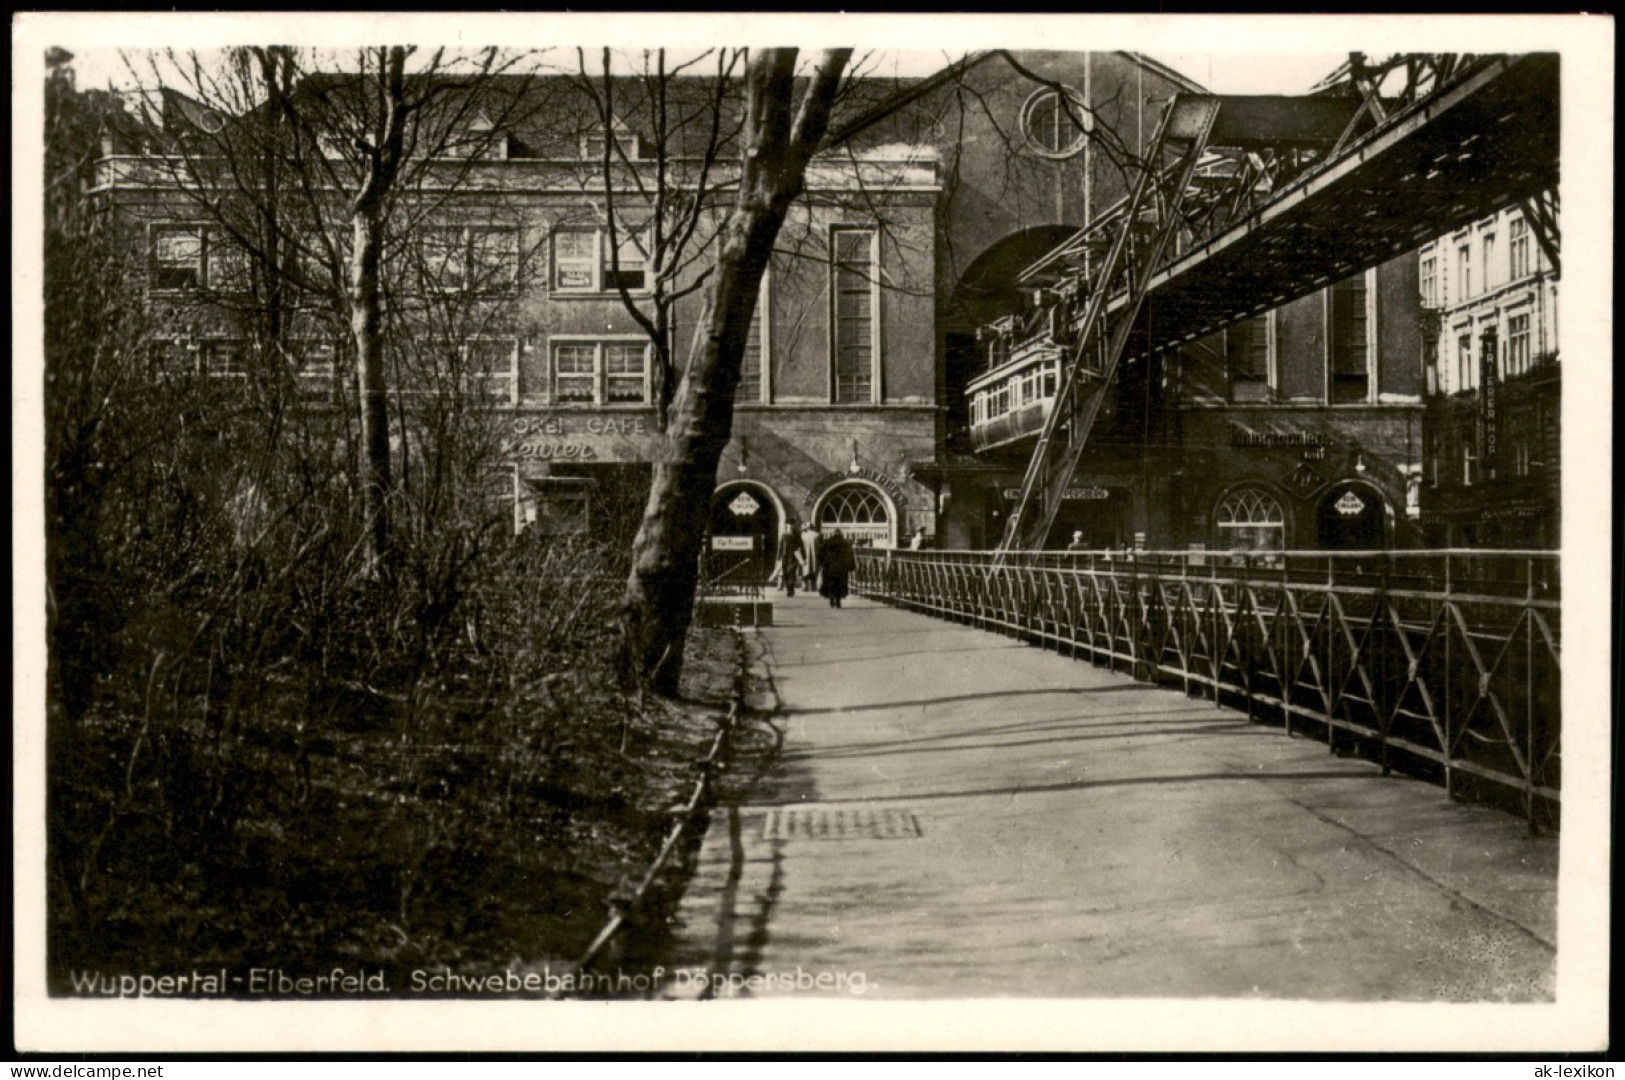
[
  {"left": 93, "top": 50, "right": 1200, "bottom": 561},
  {"left": 1415, "top": 200, "right": 1560, "bottom": 548},
  {"left": 107, "top": 51, "right": 1508, "bottom": 560}
]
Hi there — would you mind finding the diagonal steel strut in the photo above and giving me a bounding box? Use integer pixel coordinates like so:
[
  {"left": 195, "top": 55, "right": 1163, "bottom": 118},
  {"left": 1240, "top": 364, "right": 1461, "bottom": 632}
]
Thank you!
[{"left": 996, "top": 95, "right": 1221, "bottom": 556}]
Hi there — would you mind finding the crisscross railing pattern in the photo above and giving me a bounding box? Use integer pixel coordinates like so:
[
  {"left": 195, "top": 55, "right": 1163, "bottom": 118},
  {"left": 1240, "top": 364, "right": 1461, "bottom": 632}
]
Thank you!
[{"left": 858, "top": 548, "right": 1560, "bottom": 829}]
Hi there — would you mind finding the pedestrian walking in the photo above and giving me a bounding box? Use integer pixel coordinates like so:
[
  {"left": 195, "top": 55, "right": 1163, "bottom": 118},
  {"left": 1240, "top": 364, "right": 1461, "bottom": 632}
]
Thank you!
[
  {"left": 800, "top": 522, "right": 822, "bottom": 593},
  {"left": 1067, "top": 530, "right": 1086, "bottom": 552},
  {"left": 818, "top": 528, "right": 856, "bottom": 608},
  {"left": 910, "top": 526, "right": 928, "bottom": 551},
  {"left": 777, "top": 526, "right": 804, "bottom": 598}
]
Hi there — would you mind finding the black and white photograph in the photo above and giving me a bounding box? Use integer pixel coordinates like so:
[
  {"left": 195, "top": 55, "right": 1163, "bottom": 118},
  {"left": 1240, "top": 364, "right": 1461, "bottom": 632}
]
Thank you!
[{"left": 11, "top": 11, "right": 1613, "bottom": 1056}]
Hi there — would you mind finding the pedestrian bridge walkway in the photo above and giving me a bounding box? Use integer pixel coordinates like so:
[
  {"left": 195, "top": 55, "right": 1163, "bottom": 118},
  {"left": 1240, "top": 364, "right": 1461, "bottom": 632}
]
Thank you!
[{"left": 664, "top": 591, "right": 1557, "bottom": 1000}]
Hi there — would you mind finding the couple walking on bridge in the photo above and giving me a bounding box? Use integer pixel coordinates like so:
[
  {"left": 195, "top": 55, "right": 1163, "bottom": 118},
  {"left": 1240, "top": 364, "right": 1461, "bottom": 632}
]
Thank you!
[{"left": 779, "top": 523, "right": 855, "bottom": 607}]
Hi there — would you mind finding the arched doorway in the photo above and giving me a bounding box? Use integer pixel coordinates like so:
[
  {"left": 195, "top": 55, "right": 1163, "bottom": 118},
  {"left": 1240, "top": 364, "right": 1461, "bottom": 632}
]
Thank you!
[
  {"left": 708, "top": 481, "right": 783, "bottom": 583},
  {"left": 815, "top": 481, "right": 895, "bottom": 549},
  {"left": 1316, "top": 482, "right": 1387, "bottom": 550},
  {"left": 1213, "top": 486, "right": 1288, "bottom": 554}
]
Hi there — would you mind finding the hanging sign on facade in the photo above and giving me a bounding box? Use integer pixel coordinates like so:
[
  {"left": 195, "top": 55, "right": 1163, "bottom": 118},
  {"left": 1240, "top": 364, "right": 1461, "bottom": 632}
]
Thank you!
[
  {"left": 803, "top": 467, "right": 909, "bottom": 514},
  {"left": 1001, "top": 486, "right": 1110, "bottom": 501},
  {"left": 1479, "top": 324, "right": 1500, "bottom": 479},
  {"left": 1334, "top": 490, "right": 1368, "bottom": 517},
  {"left": 728, "top": 492, "right": 762, "bottom": 517},
  {"left": 1229, "top": 425, "right": 1331, "bottom": 451}
]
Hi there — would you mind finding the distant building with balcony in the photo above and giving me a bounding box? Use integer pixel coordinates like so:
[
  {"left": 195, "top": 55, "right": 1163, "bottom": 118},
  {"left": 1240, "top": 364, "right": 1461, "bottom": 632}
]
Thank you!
[{"left": 1416, "top": 199, "right": 1560, "bottom": 548}]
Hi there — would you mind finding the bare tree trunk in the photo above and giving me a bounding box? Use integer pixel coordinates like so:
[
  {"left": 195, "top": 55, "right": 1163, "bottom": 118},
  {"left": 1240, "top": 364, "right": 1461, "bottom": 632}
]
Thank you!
[
  {"left": 348, "top": 46, "right": 410, "bottom": 572},
  {"left": 351, "top": 207, "right": 392, "bottom": 571},
  {"left": 621, "top": 47, "right": 851, "bottom": 695}
]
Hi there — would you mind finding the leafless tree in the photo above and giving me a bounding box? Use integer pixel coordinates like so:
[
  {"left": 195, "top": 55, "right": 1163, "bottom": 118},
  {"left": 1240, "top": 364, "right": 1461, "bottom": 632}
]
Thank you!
[
  {"left": 619, "top": 48, "right": 852, "bottom": 694},
  {"left": 117, "top": 44, "right": 559, "bottom": 569}
]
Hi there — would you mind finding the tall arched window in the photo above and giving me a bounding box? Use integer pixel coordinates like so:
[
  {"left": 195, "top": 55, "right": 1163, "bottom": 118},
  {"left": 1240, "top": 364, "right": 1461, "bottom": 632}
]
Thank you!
[
  {"left": 1214, "top": 487, "right": 1286, "bottom": 553},
  {"left": 817, "top": 483, "right": 894, "bottom": 548}
]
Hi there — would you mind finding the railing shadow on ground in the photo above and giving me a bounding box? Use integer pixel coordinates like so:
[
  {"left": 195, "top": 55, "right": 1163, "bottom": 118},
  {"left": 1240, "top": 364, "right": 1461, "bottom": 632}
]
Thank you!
[{"left": 855, "top": 547, "right": 1560, "bottom": 833}]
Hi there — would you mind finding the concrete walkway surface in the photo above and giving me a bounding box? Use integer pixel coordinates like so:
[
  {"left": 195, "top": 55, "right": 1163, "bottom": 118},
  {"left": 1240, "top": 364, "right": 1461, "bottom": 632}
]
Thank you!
[{"left": 664, "top": 592, "right": 1558, "bottom": 1001}]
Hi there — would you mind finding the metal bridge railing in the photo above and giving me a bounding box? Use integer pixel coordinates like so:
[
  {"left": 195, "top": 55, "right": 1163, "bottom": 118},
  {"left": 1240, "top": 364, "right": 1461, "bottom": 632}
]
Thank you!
[{"left": 855, "top": 548, "right": 1560, "bottom": 830}]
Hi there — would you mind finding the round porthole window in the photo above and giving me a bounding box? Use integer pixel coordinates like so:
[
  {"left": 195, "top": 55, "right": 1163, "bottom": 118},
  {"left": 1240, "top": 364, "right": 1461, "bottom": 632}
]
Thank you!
[{"left": 1021, "top": 86, "right": 1092, "bottom": 159}]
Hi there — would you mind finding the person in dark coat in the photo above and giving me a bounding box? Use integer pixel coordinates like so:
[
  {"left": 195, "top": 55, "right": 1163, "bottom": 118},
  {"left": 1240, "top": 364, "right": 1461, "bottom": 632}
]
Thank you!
[{"left": 818, "top": 528, "right": 856, "bottom": 608}]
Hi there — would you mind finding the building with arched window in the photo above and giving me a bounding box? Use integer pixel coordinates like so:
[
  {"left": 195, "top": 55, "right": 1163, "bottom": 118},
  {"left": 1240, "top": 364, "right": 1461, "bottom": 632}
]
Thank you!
[{"left": 97, "top": 48, "right": 1453, "bottom": 556}]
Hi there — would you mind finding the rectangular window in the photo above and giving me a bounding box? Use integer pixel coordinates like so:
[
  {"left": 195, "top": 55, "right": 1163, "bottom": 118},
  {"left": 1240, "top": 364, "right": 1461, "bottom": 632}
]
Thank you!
[
  {"left": 468, "top": 227, "right": 520, "bottom": 292},
  {"left": 583, "top": 130, "right": 647, "bottom": 162},
  {"left": 421, "top": 225, "right": 467, "bottom": 291},
  {"left": 602, "top": 230, "right": 647, "bottom": 292},
  {"left": 1481, "top": 233, "right": 1497, "bottom": 291},
  {"left": 550, "top": 226, "right": 647, "bottom": 293},
  {"left": 440, "top": 116, "right": 506, "bottom": 161},
  {"left": 151, "top": 225, "right": 250, "bottom": 292},
  {"left": 603, "top": 343, "right": 647, "bottom": 403},
  {"left": 466, "top": 338, "right": 518, "bottom": 404},
  {"left": 1458, "top": 244, "right": 1472, "bottom": 300},
  {"left": 552, "top": 343, "right": 597, "bottom": 403},
  {"left": 199, "top": 339, "right": 248, "bottom": 379},
  {"left": 1227, "top": 315, "right": 1271, "bottom": 400},
  {"left": 1420, "top": 257, "right": 1437, "bottom": 307},
  {"left": 148, "top": 339, "right": 193, "bottom": 379},
  {"left": 1456, "top": 334, "right": 1473, "bottom": 393},
  {"left": 1462, "top": 442, "right": 1477, "bottom": 487},
  {"left": 1329, "top": 275, "right": 1369, "bottom": 403},
  {"left": 1509, "top": 217, "right": 1531, "bottom": 279},
  {"left": 551, "top": 229, "right": 597, "bottom": 292},
  {"left": 293, "top": 339, "right": 338, "bottom": 397},
  {"left": 550, "top": 339, "right": 649, "bottom": 406},
  {"left": 152, "top": 226, "right": 202, "bottom": 290},
  {"left": 209, "top": 236, "right": 253, "bottom": 293},
  {"left": 421, "top": 225, "right": 520, "bottom": 293},
  {"left": 831, "top": 226, "right": 876, "bottom": 404},
  {"left": 1506, "top": 313, "right": 1531, "bottom": 377}
]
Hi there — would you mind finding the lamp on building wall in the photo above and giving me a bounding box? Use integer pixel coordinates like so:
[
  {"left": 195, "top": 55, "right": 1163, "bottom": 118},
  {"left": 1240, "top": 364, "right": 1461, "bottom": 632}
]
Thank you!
[
  {"left": 1351, "top": 443, "right": 1367, "bottom": 475},
  {"left": 737, "top": 436, "right": 749, "bottom": 475},
  {"left": 848, "top": 438, "right": 861, "bottom": 476}
]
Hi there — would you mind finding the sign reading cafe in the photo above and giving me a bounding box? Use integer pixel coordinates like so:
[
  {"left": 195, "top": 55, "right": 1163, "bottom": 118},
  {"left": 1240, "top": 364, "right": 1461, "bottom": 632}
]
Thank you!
[{"left": 507, "top": 413, "right": 652, "bottom": 463}]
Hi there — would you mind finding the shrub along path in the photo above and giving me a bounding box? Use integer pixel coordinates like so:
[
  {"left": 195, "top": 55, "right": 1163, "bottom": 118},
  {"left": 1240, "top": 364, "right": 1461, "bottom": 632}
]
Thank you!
[{"left": 49, "top": 625, "right": 740, "bottom": 995}]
